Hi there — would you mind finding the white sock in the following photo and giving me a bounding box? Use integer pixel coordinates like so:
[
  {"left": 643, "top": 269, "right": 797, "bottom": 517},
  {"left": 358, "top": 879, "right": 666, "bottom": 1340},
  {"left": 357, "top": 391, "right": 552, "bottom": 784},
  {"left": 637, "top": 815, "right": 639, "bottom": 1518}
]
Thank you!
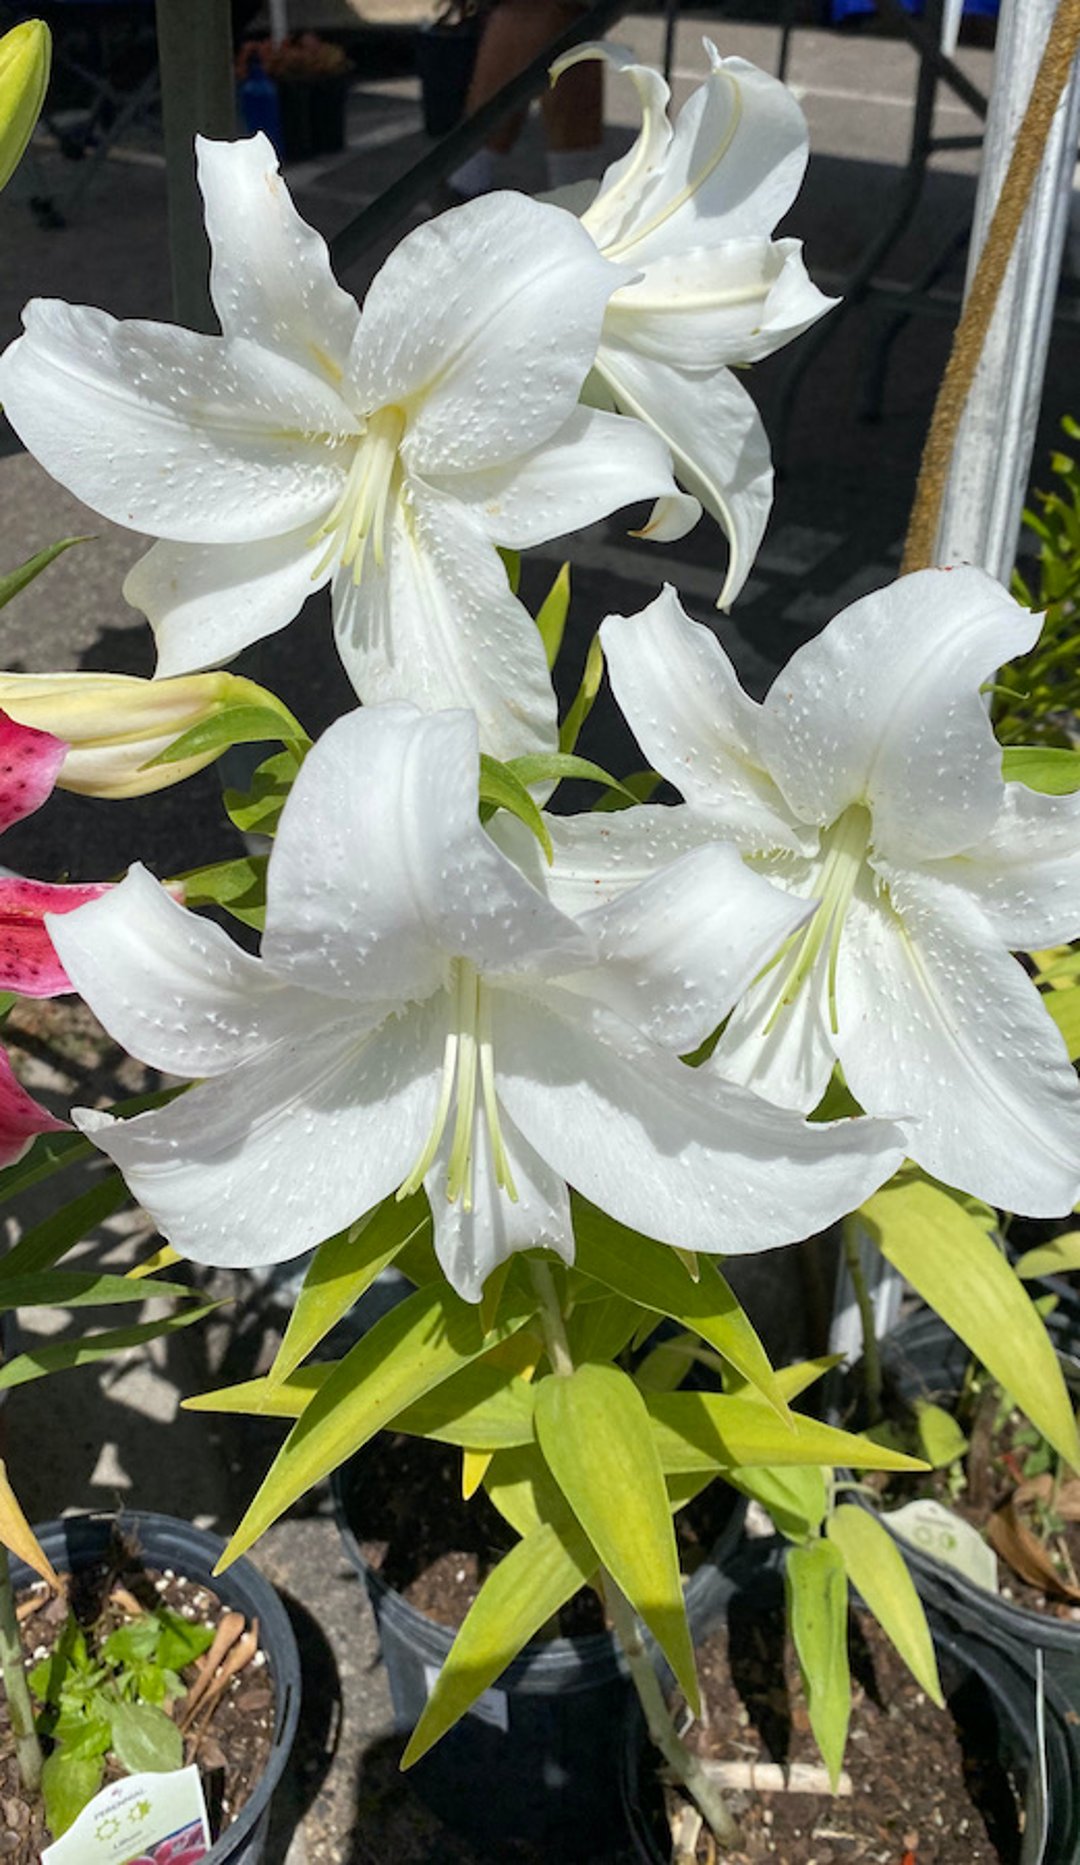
[
  {"left": 449, "top": 147, "right": 496, "bottom": 197},
  {"left": 546, "top": 146, "right": 602, "bottom": 189}
]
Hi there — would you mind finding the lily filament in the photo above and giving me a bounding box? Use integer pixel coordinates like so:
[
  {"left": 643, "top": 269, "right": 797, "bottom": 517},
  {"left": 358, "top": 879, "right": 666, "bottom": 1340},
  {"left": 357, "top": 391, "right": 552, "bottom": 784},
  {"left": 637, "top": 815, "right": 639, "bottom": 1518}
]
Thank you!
[
  {"left": 761, "top": 803, "right": 871, "bottom": 1035},
  {"left": 311, "top": 404, "right": 405, "bottom": 584},
  {"left": 398, "top": 959, "right": 519, "bottom": 1212}
]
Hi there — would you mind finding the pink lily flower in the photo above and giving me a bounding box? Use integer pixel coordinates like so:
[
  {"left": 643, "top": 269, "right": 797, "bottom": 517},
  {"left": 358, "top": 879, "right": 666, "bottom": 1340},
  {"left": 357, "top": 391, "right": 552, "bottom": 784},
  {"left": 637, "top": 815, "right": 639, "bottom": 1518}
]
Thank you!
[{"left": 0, "top": 708, "right": 109, "bottom": 1165}]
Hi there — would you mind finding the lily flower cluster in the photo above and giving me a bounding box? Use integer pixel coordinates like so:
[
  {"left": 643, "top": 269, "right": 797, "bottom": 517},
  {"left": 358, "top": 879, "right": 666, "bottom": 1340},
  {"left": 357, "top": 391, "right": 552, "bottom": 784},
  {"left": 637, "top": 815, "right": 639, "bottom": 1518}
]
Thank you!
[{"left": 2, "top": 42, "right": 1078, "bottom": 1306}]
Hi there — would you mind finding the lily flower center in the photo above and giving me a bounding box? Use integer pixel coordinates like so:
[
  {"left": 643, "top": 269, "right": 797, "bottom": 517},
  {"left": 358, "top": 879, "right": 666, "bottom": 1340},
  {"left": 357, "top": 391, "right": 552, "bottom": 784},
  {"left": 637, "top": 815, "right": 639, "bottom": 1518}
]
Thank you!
[
  {"left": 398, "top": 959, "right": 519, "bottom": 1213},
  {"left": 310, "top": 403, "right": 406, "bottom": 584},
  {"left": 762, "top": 803, "right": 872, "bottom": 1035}
]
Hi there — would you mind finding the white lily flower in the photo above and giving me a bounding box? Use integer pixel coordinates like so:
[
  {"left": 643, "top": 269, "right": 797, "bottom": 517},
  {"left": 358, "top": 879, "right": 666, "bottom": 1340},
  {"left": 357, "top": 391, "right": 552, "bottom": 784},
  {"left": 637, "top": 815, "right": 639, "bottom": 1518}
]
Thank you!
[
  {"left": 551, "top": 41, "right": 834, "bottom": 608},
  {"left": 0, "top": 137, "right": 686, "bottom": 763},
  {"left": 49, "top": 704, "right": 903, "bottom": 1302},
  {"left": 602, "top": 570, "right": 1080, "bottom": 1216}
]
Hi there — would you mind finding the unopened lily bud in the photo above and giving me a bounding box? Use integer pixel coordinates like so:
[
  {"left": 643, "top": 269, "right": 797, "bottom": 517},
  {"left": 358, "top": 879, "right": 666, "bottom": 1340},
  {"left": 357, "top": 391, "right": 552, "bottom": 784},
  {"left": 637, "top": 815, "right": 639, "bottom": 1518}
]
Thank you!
[
  {"left": 0, "top": 22, "right": 50, "bottom": 194},
  {"left": 0, "top": 669, "right": 280, "bottom": 798}
]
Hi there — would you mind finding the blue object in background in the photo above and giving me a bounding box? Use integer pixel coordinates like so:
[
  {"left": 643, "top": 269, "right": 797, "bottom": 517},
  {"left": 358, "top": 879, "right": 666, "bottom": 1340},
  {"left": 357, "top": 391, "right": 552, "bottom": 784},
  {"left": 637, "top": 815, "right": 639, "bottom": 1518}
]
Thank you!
[
  {"left": 830, "top": 0, "right": 998, "bottom": 21},
  {"left": 238, "top": 52, "right": 284, "bottom": 157}
]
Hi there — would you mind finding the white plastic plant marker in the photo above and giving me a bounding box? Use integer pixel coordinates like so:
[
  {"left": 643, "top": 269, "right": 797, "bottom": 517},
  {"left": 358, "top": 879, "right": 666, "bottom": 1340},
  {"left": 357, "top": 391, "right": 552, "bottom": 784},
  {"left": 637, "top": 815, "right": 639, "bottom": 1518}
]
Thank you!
[
  {"left": 41, "top": 1764, "right": 210, "bottom": 1864},
  {"left": 884, "top": 1498, "right": 999, "bottom": 1594}
]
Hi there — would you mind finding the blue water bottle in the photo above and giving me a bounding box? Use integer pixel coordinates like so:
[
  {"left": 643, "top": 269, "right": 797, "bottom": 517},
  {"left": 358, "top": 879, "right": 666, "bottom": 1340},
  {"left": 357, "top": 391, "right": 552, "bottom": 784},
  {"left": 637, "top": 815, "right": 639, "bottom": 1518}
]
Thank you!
[{"left": 238, "top": 52, "right": 284, "bottom": 158}]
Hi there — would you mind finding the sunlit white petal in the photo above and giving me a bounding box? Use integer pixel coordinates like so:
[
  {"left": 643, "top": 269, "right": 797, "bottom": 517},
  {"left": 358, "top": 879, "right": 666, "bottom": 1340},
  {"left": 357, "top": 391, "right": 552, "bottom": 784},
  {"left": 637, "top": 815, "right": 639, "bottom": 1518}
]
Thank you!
[{"left": 126, "top": 527, "right": 333, "bottom": 678}]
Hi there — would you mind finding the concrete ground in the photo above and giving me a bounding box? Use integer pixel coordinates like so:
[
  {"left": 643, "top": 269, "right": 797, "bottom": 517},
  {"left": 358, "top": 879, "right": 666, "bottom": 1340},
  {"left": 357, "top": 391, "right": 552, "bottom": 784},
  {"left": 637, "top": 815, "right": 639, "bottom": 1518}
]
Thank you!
[{"left": 0, "top": 6, "right": 1078, "bottom": 1859}]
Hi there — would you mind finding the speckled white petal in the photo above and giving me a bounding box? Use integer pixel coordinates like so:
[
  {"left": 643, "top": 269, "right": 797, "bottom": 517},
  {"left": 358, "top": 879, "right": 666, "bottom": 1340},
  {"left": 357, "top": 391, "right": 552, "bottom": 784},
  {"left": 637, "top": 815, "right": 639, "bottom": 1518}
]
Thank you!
[
  {"left": 567, "top": 842, "right": 810, "bottom": 1050},
  {"left": 0, "top": 301, "right": 358, "bottom": 543},
  {"left": 439, "top": 405, "right": 682, "bottom": 548},
  {"left": 561, "top": 43, "right": 674, "bottom": 253},
  {"left": 72, "top": 1000, "right": 444, "bottom": 1269},
  {"left": 602, "top": 51, "right": 810, "bottom": 268},
  {"left": 494, "top": 990, "right": 904, "bottom": 1253},
  {"left": 758, "top": 568, "right": 1040, "bottom": 858},
  {"left": 198, "top": 134, "right": 360, "bottom": 382},
  {"left": 604, "top": 238, "right": 832, "bottom": 371},
  {"left": 837, "top": 865, "right": 1080, "bottom": 1215},
  {"left": 595, "top": 345, "right": 772, "bottom": 609},
  {"left": 125, "top": 525, "right": 334, "bottom": 678},
  {"left": 349, "top": 193, "right": 625, "bottom": 473},
  {"left": 47, "top": 864, "right": 341, "bottom": 1077},
  {"left": 601, "top": 588, "right": 809, "bottom": 850},
  {"left": 426, "top": 1105, "right": 573, "bottom": 1303},
  {"left": 332, "top": 478, "right": 558, "bottom": 763},
  {"left": 926, "top": 782, "right": 1080, "bottom": 949},
  {"left": 262, "top": 705, "right": 590, "bottom": 1005},
  {"left": 487, "top": 806, "right": 721, "bottom": 917}
]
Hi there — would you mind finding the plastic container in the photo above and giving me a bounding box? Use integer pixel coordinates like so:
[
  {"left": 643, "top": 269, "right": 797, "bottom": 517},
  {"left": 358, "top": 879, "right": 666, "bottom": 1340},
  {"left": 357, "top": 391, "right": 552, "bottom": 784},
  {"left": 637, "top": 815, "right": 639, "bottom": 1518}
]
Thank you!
[
  {"left": 333, "top": 1458, "right": 746, "bottom": 1858},
  {"left": 13, "top": 1510, "right": 301, "bottom": 1865},
  {"left": 414, "top": 18, "right": 482, "bottom": 138},
  {"left": 620, "top": 1540, "right": 1077, "bottom": 1864}
]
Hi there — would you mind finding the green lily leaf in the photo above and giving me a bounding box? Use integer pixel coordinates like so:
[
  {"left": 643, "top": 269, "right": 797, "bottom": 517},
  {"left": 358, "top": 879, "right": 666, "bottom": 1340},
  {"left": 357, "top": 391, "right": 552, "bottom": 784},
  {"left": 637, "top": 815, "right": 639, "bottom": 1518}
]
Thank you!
[
  {"left": 0, "top": 1300, "right": 220, "bottom": 1388},
  {"left": 535, "top": 560, "right": 570, "bottom": 668},
  {"left": 478, "top": 754, "right": 552, "bottom": 862},
  {"left": 559, "top": 634, "right": 604, "bottom": 755},
  {"left": 171, "top": 856, "right": 268, "bottom": 930},
  {"left": 1015, "top": 1231, "right": 1080, "bottom": 1279},
  {"left": 0, "top": 536, "right": 90, "bottom": 611},
  {"left": 1002, "top": 745, "right": 1080, "bottom": 794},
  {"left": 268, "top": 1192, "right": 430, "bottom": 1388},
  {"left": 785, "top": 1538, "right": 850, "bottom": 1788},
  {"left": 827, "top": 1504, "right": 943, "bottom": 1706},
  {"left": 0, "top": 1269, "right": 197, "bottom": 1312},
  {"left": 645, "top": 1390, "right": 926, "bottom": 1476},
  {"left": 183, "top": 1366, "right": 331, "bottom": 1419},
  {"left": 223, "top": 747, "right": 303, "bottom": 837},
  {"left": 1044, "top": 987, "right": 1080, "bottom": 1060},
  {"left": 725, "top": 1465, "right": 828, "bottom": 1541},
  {"left": 592, "top": 769, "right": 662, "bottom": 813},
  {"left": 504, "top": 751, "right": 639, "bottom": 806},
  {"left": 145, "top": 698, "right": 308, "bottom": 767},
  {"left": 535, "top": 1362, "right": 698, "bottom": 1709},
  {"left": 0, "top": 1173, "right": 130, "bottom": 1280}
]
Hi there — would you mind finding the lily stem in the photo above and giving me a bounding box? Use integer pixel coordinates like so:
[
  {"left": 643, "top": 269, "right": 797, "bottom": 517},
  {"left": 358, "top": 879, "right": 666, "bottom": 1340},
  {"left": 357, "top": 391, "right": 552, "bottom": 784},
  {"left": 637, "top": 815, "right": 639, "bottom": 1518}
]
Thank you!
[
  {"left": 526, "top": 1253, "right": 740, "bottom": 1850},
  {"left": 843, "top": 1218, "right": 882, "bottom": 1426},
  {"left": 0, "top": 1543, "right": 42, "bottom": 1794},
  {"left": 604, "top": 1575, "right": 740, "bottom": 1850}
]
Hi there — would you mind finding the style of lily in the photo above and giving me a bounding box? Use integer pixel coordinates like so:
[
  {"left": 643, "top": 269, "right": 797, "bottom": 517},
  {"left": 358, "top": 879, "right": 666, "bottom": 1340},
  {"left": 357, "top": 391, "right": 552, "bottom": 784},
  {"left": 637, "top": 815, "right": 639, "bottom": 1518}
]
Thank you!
[
  {"left": 601, "top": 569, "right": 1080, "bottom": 1216},
  {"left": 48, "top": 703, "right": 904, "bottom": 1302},
  {"left": 0, "top": 709, "right": 109, "bottom": 1164},
  {"left": 0, "top": 138, "right": 688, "bottom": 763},
  {"left": 550, "top": 41, "right": 833, "bottom": 607}
]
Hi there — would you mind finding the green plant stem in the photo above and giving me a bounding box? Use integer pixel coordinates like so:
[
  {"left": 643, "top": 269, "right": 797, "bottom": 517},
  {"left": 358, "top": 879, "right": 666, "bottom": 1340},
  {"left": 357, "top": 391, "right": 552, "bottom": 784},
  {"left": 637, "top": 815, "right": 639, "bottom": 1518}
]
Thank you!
[
  {"left": 525, "top": 1253, "right": 740, "bottom": 1849},
  {"left": 603, "top": 1575, "right": 740, "bottom": 1850},
  {"left": 843, "top": 1220, "right": 882, "bottom": 1426},
  {"left": 0, "top": 1544, "right": 42, "bottom": 1794}
]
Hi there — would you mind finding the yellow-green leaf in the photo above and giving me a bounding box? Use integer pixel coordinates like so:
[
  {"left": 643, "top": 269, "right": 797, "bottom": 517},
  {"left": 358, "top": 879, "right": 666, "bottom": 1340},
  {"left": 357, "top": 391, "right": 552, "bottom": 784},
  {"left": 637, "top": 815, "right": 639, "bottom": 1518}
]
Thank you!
[
  {"left": 402, "top": 1517, "right": 596, "bottom": 1766},
  {"left": 645, "top": 1390, "right": 927, "bottom": 1476},
  {"left": 184, "top": 1366, "right": 330, "bottom": 1418},
  {"left": 535, "top": 561, "right": 570, "bottom": 669},
  {"left": 785, "top": 1539, "right": 850, "bottom": 1787},
  {"left": 572, "top": 1198, "right": 788, "bottom": 1421},
  {"left": 827, "top": 1504, "right": 943, "bottom": 1706},
  {"left": 1015, "top": 1231, "right": 1080, "bottom": 1279},
  {"left": 219, "top": 1278, "right": 537, "bottom": 1567},
  {"left": 724, "top": 1465, "right": 828, "bottom": 1541},
  {"left": 0, "top": 1460, "right": 59, "bottom": 1585},
  {"left": 0, "top": 1301, "right": 220, "bottom": 1388},
  {"left": 127, "top": 1244, "right": 181, "bottom": 1281},
  {"left": 1002, "top": 745, "right": 1080, "bottom": 794},
  {"left": 0, "top": 1174, "right": 130, "bottom": 1281},
  {"left": 913, "top": 1400, "right": 968, "bottom": 1469},
  {"left": 534, "top": 1363, "right": 698, "bottom": 1709},
  {"left": 861, "top": 1176, "right": 1080, "bottom": 1467},
  {"left": 1044, "top": 986, "right": 1080, "bottom": 1060},
  {"left": 269, "top": 1193, "right": 429, "bottom": 1388},
  {"left": 559, "top": 633, "right": 604, "bottom": 755}
]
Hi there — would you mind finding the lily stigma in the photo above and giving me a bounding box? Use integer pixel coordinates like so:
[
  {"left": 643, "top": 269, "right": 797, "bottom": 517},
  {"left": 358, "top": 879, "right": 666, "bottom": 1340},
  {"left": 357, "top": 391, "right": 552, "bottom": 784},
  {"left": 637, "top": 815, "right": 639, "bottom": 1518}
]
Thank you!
[
  {"left": 399, "top": 958, "right": 519, "bottom": 1210},
  {"left": 760, "top": 804, "right": 871, "bottom": 1036},
  {"left": 310, "top": 405, "right": 406, "bottom": 584}
]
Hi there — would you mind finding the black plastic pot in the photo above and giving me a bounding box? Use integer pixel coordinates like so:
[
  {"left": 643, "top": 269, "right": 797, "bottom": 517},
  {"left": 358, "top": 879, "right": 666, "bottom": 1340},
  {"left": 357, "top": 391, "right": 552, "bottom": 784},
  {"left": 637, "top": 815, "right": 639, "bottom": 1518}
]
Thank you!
[
  {"left": 333, "top": 1458, "right": 746, "bottom": 1859},
  {"left": 14, "top": 1510, "right": 301, "bottom": 1864},
  {"left": 620, "top": 1539, "right": 1078, "bottom": 1864},
  {"left": 414, "top": 18, "right": 482, "bottom": 138}
]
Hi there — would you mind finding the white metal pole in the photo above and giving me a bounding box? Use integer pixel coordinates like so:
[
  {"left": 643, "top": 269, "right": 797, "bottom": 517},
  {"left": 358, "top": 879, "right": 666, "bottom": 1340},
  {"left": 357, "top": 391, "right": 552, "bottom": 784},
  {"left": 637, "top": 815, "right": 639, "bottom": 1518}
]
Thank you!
[
  {"left": 269, "top": 0, "right": 289, "bottom": 45},
  {"left": 934, "top": 0, "right": 1080, "bottom": 579}
]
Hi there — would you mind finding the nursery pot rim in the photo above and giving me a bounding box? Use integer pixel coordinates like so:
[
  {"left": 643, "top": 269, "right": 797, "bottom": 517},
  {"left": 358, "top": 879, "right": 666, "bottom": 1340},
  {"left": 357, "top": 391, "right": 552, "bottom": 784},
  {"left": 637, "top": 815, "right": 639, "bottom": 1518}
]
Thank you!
[{"left": 13, "top": 1507, "right": 301, "bottom": 1864}]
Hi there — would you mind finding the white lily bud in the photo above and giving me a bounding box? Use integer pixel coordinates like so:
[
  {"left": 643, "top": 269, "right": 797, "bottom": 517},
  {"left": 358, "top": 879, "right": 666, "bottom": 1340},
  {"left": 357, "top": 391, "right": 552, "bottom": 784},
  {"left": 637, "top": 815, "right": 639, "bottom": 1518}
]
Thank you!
[
  {"left": 0, "top": 21, "right": 50, "bottom": 194},
  {"left": 0, "top": 669, "right": 270, "bottom": 797}
]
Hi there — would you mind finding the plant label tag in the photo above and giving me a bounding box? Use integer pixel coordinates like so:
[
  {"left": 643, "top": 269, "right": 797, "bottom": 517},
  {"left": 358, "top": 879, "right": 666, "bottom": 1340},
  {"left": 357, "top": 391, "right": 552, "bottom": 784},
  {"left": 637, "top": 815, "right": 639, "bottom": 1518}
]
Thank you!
[
  {"left": 41, "top": 1764, "right": 211, "bottom": 1865},
  {"left": 884, "top": 1498, "right": 999, "bottom": 1593},
  {"left": 422, "top": 1661, "right": 509, "bottom": 1732}
]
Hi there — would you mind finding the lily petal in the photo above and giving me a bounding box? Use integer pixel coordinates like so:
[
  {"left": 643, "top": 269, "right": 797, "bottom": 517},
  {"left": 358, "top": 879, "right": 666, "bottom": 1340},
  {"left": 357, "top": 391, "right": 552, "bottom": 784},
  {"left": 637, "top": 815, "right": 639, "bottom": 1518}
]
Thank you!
[
  {"left": 351, "top": 192, "right": 626, "bottom": 473},
  {"left": 837, "top": 864, "right": 1080, "bottom": 1215},
  {"left": 47, "top": 865, "right": 333, "bottom": 1072},
  {"left": 488, "top": 805, "right": 721, "bottom": 915},
  {"left": 262, "top": 706, "right": 590, "bottom": 1005},
  {"left": 758, "top": 567, "right": 1040, "bottom": 857},
  {"left": 494, "top": 990, "right": 904, "bottom": 1253},
  {"left": 928, "top": 781, "right": 1080, "bottom": 949},
  {"left": 441, "top": 405, "right": 684, "bottom": 549},
  {"left": 0, "top": 1047, "right": 66, "bottom": 1167},
  {"left": 604, "top": 238, "right": 833, "bottom": 371},
  {"left": 601, "top": 50, "right": 811, "bottom": 268},
  {"left": 427, "top": 1105, "right": 572, "bottom": 1303},
  {"left": 0, "top": 300, "right": 357, "bottom": 543},
  {"left": 0, "top": 711, "right": 67, "bottom": 833},
  {"left": 569, "top": 841, "right": 810, "bottom": 1050},
  {"left": 560, "top": 43, "right": 674, "bottom": 254},
  {"left": 595, "top": 345, "right": 772, "bottom": 608},
  {"left": 73, "top": 1001, "right": 443, "bottom": 1268},
  {"left": 332, "top": 478, "right": 559, "bottom": 762},
  {"left": 125, "top": 526, "right": 334, "bottom": 679},
  {"left": 1, "top": 877, "right": 110, "bottom": 997},
  {"left": 601, "top": 587, "right": 809, "bottom": 850},
  {"left": 198, "top": 133, "right": 360, "bottom": 383}
]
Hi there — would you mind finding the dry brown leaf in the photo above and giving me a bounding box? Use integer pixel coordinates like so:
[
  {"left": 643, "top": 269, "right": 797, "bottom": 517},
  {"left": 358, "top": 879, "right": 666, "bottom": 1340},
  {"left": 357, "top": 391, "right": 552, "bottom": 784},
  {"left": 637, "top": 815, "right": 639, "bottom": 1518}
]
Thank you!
[{"left": 987, "top": 1500, "right": 1080, "bottom": 1599}]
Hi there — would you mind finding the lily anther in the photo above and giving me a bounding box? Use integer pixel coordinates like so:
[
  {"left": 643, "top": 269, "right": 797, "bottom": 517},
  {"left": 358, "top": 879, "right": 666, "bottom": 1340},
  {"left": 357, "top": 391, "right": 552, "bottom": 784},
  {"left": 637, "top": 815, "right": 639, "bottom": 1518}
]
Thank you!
[
  {"left": 398, "top": 959, "right": 518, "bottom": 1212},
  {"left": 310, "top": 404, "right": 406, "bottom": 584}
]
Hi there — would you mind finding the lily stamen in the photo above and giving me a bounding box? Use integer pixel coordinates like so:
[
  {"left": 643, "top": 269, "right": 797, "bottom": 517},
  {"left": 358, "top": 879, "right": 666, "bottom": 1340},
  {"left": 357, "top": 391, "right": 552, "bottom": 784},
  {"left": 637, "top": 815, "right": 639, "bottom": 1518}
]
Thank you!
[
  {"left": 308, "top": 404, "right": 405, "bottom": 585},
  {"left": 762, "top": 804, "right": 871, "bottom": 1037}
]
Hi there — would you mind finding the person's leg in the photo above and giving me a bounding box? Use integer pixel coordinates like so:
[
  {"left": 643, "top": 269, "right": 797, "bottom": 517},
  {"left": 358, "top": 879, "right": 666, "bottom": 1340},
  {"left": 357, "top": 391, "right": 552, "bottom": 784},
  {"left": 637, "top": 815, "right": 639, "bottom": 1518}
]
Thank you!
[{"left": 450, "top": 0, "right": 602, "bottom": 196}]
